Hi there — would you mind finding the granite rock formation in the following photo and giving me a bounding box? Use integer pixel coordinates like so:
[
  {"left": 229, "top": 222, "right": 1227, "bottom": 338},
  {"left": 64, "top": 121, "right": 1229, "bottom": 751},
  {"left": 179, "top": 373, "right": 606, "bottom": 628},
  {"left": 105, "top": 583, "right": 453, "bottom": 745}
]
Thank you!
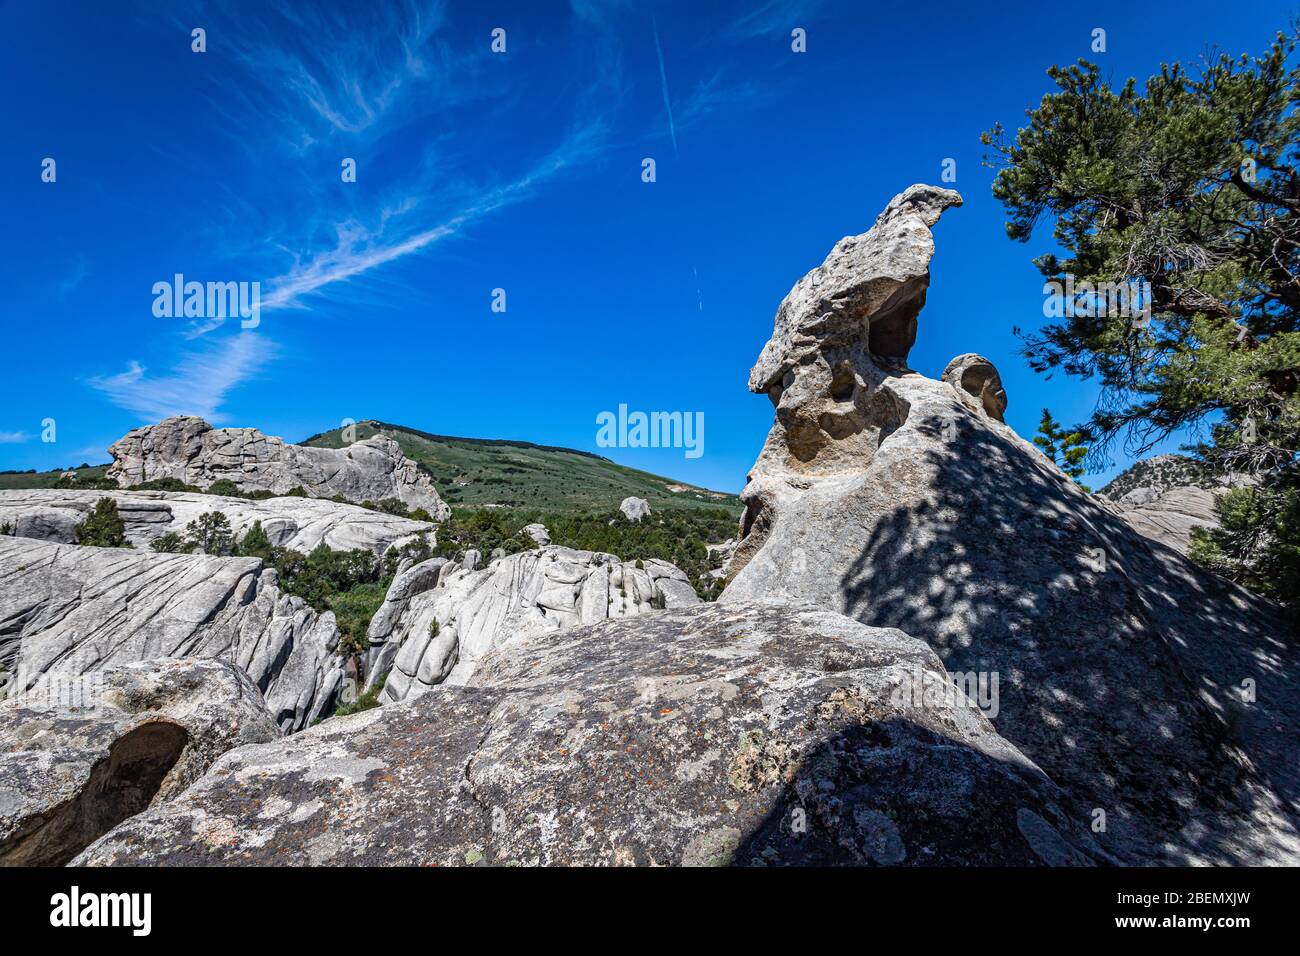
[
  {"left": 368, "top": 546, "right": 701, "bottom": 702},
  {"left": 0, "top": 488, "right": 432, "bottom": 556},
  {"left": 0, "top": 536, "right": 344, "bottom": 733},
  {"left": 107, "top": 416, "right": 450, "bottom": 519},
  {"left": 721, "top": 184, "right": 1300, "bottom": 865}
]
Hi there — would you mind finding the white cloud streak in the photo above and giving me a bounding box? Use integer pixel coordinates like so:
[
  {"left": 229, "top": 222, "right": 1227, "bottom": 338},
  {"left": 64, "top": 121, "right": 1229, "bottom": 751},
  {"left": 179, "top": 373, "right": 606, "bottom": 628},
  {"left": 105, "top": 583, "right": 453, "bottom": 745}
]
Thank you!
[
  {"left": 651, "top": 13, "right": 678, "bottom": 159},
  {"left": 261, "top": 121, "right": 609, "bottom": 310},
  {"left": 89, "top": 334, "right": 277, "bottom": 423}
]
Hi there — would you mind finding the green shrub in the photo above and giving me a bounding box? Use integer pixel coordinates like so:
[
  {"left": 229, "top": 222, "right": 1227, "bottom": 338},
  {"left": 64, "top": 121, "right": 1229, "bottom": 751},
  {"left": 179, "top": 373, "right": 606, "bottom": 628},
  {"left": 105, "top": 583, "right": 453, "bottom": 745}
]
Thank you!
[
  {"left": 237, "top": 520, "right": 271, "bottom": 557},
  {"left": 150, "top": 532, "right": 189, "bottom": 553},
  {"left": 206, "top": 479, "right": 242, "bottom": 497},
  {"left": 131, "top": 477, "right": 201, "bottom": 493},
  {"left": 75, "top": 498, "right": 131, "bottom": 548},
  {"left": 333, "top": 678, "right": 385, "bottom": 718}
]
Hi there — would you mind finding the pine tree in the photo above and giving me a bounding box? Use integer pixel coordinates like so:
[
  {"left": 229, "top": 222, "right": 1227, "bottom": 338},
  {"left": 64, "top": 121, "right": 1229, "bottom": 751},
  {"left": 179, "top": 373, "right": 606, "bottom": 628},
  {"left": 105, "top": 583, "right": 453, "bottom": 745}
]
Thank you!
[
  {"left": 75, "top": 498, "right": 131, "bottom": 548},
  {"left": 184, "top": 511, "right": 235, "bottom": 556},
  {"left": 984, "top": 30, "right": 1299, "bottom": 610},
  {"left": 1032, "top": 409, "right": 1092, "bottom": 491}
]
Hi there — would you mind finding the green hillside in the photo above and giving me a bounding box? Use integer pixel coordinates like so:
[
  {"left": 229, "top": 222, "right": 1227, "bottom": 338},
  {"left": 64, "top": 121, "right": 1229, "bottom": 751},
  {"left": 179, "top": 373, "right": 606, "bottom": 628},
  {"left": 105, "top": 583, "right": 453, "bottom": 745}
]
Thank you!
[
  {"left": 301, "top": 421, "right": 741, "bottom": 515},
  {"left": 0, "top": 463, "right": 110, "bottom": 490}
]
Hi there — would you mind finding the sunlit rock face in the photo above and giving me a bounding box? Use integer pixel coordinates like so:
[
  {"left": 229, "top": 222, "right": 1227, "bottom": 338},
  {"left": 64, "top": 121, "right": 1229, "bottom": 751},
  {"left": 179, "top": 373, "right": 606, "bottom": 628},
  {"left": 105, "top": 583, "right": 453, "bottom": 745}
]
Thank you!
[
  {"left": 107, "top": 416, "right": 451, "bottom": 520},
  {"left": 722, "top": 184, "right": 1300, "bottom": 865}
]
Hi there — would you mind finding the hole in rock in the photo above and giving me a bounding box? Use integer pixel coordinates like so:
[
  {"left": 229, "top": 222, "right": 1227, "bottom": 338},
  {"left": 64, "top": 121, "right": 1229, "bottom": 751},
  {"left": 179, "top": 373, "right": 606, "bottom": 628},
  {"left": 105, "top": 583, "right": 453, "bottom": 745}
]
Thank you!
[
  {"left": 0, "top": 720, "right": 189, "bottom": 867},
  {"left": 867, "top": 278, "right": 927, "bottom": 366}
]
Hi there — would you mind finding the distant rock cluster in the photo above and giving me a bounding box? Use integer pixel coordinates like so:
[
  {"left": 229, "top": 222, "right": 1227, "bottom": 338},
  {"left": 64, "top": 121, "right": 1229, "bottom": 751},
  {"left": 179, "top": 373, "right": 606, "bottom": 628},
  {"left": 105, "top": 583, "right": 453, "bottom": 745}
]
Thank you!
[
  {"left": 1097, "top": 453, "right": 1248, "bottom": 555},
  {"left": 107, "top": 415, "right": 451, "bottom": 519},
  {"left": 368, "top": 545, "right": 701, "bottom": 702}
]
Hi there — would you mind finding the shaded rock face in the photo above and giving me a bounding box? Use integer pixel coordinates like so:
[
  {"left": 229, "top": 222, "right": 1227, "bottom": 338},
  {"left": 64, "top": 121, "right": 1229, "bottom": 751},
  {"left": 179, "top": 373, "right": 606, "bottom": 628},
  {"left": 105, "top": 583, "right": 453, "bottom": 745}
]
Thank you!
[
  {"left": 1097, "top": 454, "right": 1248, "bottom": 556},
  {"left": 722, "top": 185, "right": 1300, "bottom": 865},
  {"left": 0, "top": 658, "right": 277, "bottom": 866},
  {"left": 369, "top": 546, "right": 700, "bottom": 703},
  {"left": 0, "top": 489, "right": 433, "bottom": 556},
  {"left": 74, "top": 603, "right": 1104, "bottom": 867},
  {"left": 0, "top": 536, "right": 343, "bottom": 733},
  {"left": 619, "top": 497, "right": 651, "bottom": 522},
  {"left": 106, "top": 416, "right": 451, "bottom": 520}
]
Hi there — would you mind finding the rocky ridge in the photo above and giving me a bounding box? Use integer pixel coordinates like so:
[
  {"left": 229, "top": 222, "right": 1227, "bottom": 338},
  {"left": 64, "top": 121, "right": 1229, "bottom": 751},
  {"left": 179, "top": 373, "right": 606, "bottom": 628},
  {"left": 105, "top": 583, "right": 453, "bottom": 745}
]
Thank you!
[
  {"left": 75, "top": 603, "right": 1106, "bottom": 866},
  {"left": 107, "top": 416, "right": 451, "bottom": 520},
  {"left": 0, "top": 488, "right": 432, "bottom": 556}
]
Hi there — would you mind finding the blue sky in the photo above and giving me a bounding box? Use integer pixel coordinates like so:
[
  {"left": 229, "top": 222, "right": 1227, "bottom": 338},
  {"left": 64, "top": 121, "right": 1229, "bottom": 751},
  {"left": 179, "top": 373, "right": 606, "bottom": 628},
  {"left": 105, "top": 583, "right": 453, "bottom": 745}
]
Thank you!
[{"left": 0, "top": 0, "right": 1291, "bottom": 492}]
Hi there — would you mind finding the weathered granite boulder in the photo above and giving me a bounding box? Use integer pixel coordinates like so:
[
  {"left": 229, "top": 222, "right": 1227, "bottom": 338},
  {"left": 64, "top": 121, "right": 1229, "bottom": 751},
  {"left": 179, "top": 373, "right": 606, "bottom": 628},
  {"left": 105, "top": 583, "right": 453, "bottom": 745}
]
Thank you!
[
  {"left": 74, "top": 603, "right": 1106, "bottom": 866},
  {"left": 721, "top": 185, "right": 1300, "bottom": 865},
  {"left": 522, "top": 522, "right": 551, "bottom": 546},
  {"left": 372, "top": 546, "right": 701, "bottom": 702},
  {"left": 106, "top": 416, "right": 451, "bottom": 520},
  {"left": 0, "top": 489, "right": 433, "bottom": 556},
  {"left": 941, "top": 353, "right": 1007, "bottom": 422},
  {"left": 619, "top": 497, "right": 651, "bottom": 522},
  {"left": 0, "top": 536, "right": 344, "bottom": 733},
  {"left": 0, "top": 658, "right": 278, "bottom": 866},
  {"left": 1096, "top": 454, "right": 1248, "bottom": 556}
]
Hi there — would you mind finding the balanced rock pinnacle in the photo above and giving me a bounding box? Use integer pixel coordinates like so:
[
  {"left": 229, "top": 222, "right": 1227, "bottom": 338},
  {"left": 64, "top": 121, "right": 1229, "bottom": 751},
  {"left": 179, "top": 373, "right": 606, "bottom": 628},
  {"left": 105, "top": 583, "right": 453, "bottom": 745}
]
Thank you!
[{"left": 722, "top": 184, "right": 1300, "bottom": 865}]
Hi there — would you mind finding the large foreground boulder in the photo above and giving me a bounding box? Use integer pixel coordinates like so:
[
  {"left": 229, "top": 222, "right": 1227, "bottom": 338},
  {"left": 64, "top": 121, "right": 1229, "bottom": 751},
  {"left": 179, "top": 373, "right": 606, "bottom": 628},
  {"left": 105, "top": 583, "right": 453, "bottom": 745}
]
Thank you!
[
  {"left": 106, "top": 416, "right": 451, "bottom": 520},
  {"left": 74, "top": 603, "right": 1105, "bottom": 866},
  {"left": 369, "top": 546, "right": 700, "bottom": 702},
  {"left": 721, "top": 184, "right": 1300, "bottom": 865},
  {"left": 0, "top": 536, "right": 344, "bottom": 733},
  {"left": 0, "top": 488, "right": 433, "bottom": 556},
  {"left": 0, "top": 658, "right": 278, "bottom": 866}
]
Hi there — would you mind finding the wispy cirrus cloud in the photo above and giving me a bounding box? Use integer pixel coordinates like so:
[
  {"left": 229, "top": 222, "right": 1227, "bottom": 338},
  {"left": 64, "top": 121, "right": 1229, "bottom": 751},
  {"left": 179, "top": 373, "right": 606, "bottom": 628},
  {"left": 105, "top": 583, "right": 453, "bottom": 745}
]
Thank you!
[
  {"left": 184, "top": 0, "right": 464, "bottom": 151},
  {"left": 0, "top": 431, "right": 30, "bottom": 444},
  {"left": 261, "top": 119, "right": 610, "bottom": 310},
  {"left": 89, "top": 333, "right": 277, "bottom": 423}
]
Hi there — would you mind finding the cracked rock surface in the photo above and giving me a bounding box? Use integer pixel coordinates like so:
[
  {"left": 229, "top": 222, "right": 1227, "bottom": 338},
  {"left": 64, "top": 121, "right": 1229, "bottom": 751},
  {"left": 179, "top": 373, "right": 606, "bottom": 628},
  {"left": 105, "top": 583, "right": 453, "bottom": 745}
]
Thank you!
[
  {"left": 0, "top": 536, "right": 344, "bottom": 733},
  {"left": 74, "top": 603, "right": 1104, "bottom": 866}
]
